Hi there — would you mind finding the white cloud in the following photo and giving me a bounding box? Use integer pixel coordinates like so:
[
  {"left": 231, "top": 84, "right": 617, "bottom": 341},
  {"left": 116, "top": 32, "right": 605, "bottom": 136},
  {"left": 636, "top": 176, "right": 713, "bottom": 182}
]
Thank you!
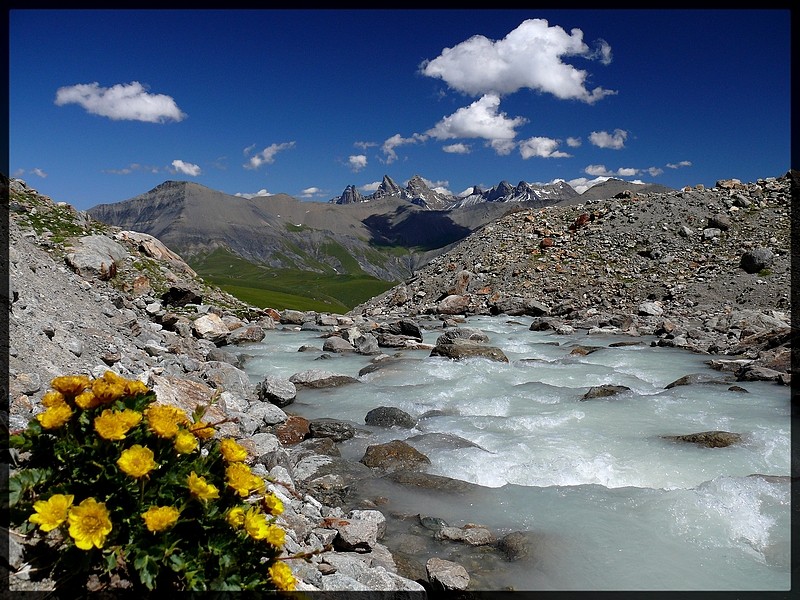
[
  {"left": 300, "top": 187, "right": 324, "bottom": 198},
  {"left": 488, "top": 138, "right": 517, "bottom": 155},
  {"left": 666, "top": 160, "right": 692, "bottom": 169},
  {"left": 518, "top": 137, "right": 571, "bottom": 159},
  {"left": 419, "top": 18, "right": 616, "bottom": 103},
  {"left": 593, "top": 39, "right": 613, "bottom": 65},
  {"left": 243, "top": 144, "right": 257, "bottom": 156},
  {"left": 589, "top": 129, "right": 628, "bottom": 149},
  {"left": 103, "top": 163, "right": 160, "bottom": 175},
  {"left": 567, "top": 175, "right": 612, "bottom": 194},
  {"left": 566, "top": 137, "right": 582, "bottom": 148},
  {"left": 354, "top": 141, "right": 378, "bottom": 150},
  {"left": 361, "top": 181, "right": 382, "bottom": 193},
  {"left": 348, "top": 155, "right": 367, "bottom": 172},
  {"left": 54, "top": 81, "right": 186, "bottom": 123},
  {"left": 11, "top": 167, "right": 48, "bottom": 178},
  {"left": 244, "top": 142, "right": 296, "bottom": 170},
  {"left": 171, "top": 159, "right": 201, "bottom": 176},
  {"left": 584, "top": 164, "right": 647, "bottom": 178},
  {"left": 616, "top": 167, "right": 638, "bottom": 177},
  {"left": 427, "top": 94, "right": 527, "bottom": 146},
  {"left": 584, "top": 164, "right": 614, "bottom": 177},
  {"left": 235, "top": 188, "right": 273, "bottom": 198},
  {"left": 381, "top": 133, "right": 427, "bottom": 164},
  {"left": 442, "top": 143, "right": 471, "bottom": 154},
  {"left": 647, "top": 167, "right": 664, "bottom": 176}
]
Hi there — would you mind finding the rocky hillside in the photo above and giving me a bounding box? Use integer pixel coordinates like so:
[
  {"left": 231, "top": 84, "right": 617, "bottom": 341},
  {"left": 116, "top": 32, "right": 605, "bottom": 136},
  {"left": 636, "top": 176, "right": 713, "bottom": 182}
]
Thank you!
[{"left": 349, "top": 172, "right": 795, "bottom": 382}]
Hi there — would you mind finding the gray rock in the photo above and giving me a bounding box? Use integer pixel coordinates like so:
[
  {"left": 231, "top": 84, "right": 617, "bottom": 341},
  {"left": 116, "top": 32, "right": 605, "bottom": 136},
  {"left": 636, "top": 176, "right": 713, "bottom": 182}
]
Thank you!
[
  {"left": 364, "top": 406, "right": 417, "bottom": 428},
  {"left": 258, "top": 375, "right": 297, "bottom": 407},
  {"left": 361, "top": 440, "right": 431, "bottom": 472},
  {"left": 430, "top": 339, "right": 508, "bottom": 362},
  {"left": 289, "top": 369, "right": 360, "bottom": 388},
  {"left": 663, "top": 430, "right": 742, "bottom": 448},
  {"left": 740, "top": 248, "right": 774, "bottom": 274},
  {"left": 426, "top": 557, "right": 470, "bottom": 591},
  {"left": 581, "top": 384, "right": 632, "bottom": 400},
  {"left": 309, "top": 418, "right": 356, "bottom": 442}
]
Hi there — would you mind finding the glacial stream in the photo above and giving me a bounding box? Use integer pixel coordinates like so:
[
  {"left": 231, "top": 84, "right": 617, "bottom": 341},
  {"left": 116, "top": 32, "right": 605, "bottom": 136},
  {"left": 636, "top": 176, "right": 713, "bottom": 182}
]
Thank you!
[{"left": 242, "top": 315, "right": 792, "bottom": 591}]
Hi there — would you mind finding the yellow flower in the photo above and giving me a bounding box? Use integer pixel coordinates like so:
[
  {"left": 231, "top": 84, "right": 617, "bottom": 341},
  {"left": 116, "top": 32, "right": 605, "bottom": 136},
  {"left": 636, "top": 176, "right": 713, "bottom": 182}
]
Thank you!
[
  {"left": 189, "top": 420, "right": 216, "bottom": 440},
  {"left": 262, "top": 493, "right": 284, "bottom": 516},
  {"left": 28, "top": 494, "right": 74, "bottom": 532},
  {"left": 74, "top": 390, "right": 102, "bottom": 410},
  {"left": 117, "top": 445, "right": 157, "bottom": 478},
  {"left": 91, "top": 379, "right": 126, "bottom": 405},
  {"left": 36, "top": 403, "right": 73, "bottom": 429},
  {"left": 173, "top": 429, "right": 198, "bottom": 454},
  {"left": 124, "top": 379, "right": 149, "bottom": 397},
  {"left": 220, "top": 438, "right": 248, "bottom": 462},
  {"left": 67, "top": 498, "right": 112, "bottom": 550},
  {"left": 269, "top": 561, "right": 296, "bottom": 591},
  {"left": 226, "top": 506, "right": 246, "bottom": 529},
  {"left": 265, "top": 524, "right": 286, "bottom": 548},
  {"left": 243, "top": 506, "right": 269, "bottom": 540},
  {"left": 145, "top": 404, "right": 189, "bottom": 439},
  {"left": 41, "top": 390, "right": 66, "bottom": 408},
  {"left": 225, "top": 462, "right": 265, "bottom": 498},
  {"left": 50, "top": 375, "right": 90, "bottom": 397},
  {"left": 141, "top": 506, "right": 180, "bottom": 533},
  {"left": 187, "top": 471, "right": 219, "bottom": 502},
  {"left": 94, "top": 409, "right": 142, "bottom": 440}
]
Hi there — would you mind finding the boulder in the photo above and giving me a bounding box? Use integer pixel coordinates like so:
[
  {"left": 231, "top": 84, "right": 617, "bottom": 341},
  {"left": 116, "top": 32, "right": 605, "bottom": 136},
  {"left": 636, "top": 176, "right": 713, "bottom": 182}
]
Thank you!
[
  {"left": 364, "top": 406, "right": 417, "bottom": 429},
  {"left": 360, "top": 440, "right": 431, "bottom": 472}
]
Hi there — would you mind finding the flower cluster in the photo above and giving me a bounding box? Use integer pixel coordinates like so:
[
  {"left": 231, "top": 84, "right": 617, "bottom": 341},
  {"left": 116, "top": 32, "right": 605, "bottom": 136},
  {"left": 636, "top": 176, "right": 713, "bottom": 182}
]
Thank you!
[{"left": 9, "top": 372, "right": 297, "bottom": 592}]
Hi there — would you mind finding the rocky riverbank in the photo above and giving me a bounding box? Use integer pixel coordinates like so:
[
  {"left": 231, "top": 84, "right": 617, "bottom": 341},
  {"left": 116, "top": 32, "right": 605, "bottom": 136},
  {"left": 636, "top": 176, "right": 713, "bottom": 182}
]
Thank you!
[{"left": 5, "top": 172, "right": 794, "bottom": 593}]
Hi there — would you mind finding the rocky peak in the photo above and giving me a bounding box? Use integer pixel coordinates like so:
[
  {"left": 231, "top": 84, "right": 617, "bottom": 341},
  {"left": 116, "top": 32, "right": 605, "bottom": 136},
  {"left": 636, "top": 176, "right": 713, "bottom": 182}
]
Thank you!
[
  {"left": 484, "top": 181, "right": 515, "bottom": 202},
  {"left": 333, "top": 184, "right": 366, "bottom": 205},
  {"left": 372, "top": 175, "right": 404, "bottom": 200},
  {"left": 404, "top": 175, "right": 453, "bottom": 210}
]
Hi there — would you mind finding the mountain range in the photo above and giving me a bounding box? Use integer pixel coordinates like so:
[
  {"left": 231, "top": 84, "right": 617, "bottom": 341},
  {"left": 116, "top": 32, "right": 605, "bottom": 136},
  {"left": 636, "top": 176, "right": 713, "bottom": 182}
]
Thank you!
[{"left": 87, "top": 174, "right": 674, "bottom": 310}]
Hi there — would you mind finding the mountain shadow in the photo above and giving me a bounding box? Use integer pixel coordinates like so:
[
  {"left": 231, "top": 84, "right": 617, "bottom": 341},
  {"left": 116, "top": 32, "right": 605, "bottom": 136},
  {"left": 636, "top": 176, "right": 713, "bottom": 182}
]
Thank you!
[{"left": 363, "top": 206, "right": 473, "bottom": 250}]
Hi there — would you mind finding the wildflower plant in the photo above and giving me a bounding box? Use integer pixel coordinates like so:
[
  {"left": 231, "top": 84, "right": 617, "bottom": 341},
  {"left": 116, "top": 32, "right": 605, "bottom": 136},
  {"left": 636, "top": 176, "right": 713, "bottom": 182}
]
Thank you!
[{"left": 9, "top": 371, "right": 297, "bottom": 592}]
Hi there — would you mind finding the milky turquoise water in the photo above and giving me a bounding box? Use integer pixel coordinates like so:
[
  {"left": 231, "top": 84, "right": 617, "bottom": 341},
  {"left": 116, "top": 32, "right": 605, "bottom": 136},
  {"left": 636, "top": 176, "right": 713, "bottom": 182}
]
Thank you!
[{"left": 242, "top": 316, "right": 792, "bottom": 591}]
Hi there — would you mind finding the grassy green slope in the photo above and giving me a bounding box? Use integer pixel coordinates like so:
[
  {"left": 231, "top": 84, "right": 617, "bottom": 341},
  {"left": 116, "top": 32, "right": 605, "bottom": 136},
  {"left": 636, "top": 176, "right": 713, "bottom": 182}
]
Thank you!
[{"left": 190, "top": 247, "right": 396, "bottom": 312}]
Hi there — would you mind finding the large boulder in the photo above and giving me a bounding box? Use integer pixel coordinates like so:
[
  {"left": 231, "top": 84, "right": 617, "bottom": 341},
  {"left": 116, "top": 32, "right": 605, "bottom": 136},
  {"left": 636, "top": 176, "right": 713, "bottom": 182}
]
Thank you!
[{"left": 64, "top": 234, "right": 127, "bottom": 280}]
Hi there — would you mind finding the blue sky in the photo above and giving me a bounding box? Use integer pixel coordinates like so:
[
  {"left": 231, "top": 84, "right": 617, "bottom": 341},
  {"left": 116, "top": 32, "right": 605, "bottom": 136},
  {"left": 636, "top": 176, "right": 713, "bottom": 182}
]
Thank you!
[{"left": 9, "top": 9, "right": 792, "bottom": 210}]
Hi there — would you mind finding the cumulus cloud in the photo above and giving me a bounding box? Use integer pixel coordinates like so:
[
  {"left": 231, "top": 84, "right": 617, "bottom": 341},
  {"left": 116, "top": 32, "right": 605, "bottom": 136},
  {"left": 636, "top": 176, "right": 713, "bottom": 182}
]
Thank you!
[
  {"left": 235, "top": 189, "right": 273, "bottom": 199},
  {"left": 381, "top": 133, "right": 427, "bottom": 164},
  {"left": 419, "top": 18, "right": 616, "bottom": 103},
  {"left": 244, "top": 142, "right": 296, "bottom": 170},
  {"left": 171, "top": 159, "right": 201, "bottom": 176},
  {"left": 519, "top": 137, "right": 571, "bottom": 159},
  {"left": 348, "top": 155, "right": 367, "bottom": 172},
  {"left": 584, "top": 164, "right": 644, "bottom": 178},
  {"left": 361, "top": 181, "right": 382, "bottom": 193},
  {"left": 566, "top": 137, "right": 582, "bottom": 148},
  {"left": 647, "top": 167, "right": 664, "bottom": 176},
  {"left": 589, "top": 129, "right": 628, "bottom": 149},
  {"left": 427, "top": 94, "right": 527, "bottom": 143},
  {"left": 667, "top": 160, "right": 692, "bottom": 169},
  {"left": 54, "top": 81, "right": 186, "bottom": 123},
  {"left": 488, "top": 138, "right": 517, "bottom": 156},
  {"left": 299, "top": 187, "right": 326, "bottom": 199},
  {"left": 616, "top": 167, "right": 638, "bottom": 177},
  {"left": 442, "top": 143, "right": 471, "bottom": 154},
  {"left": 567, "top": 175, "right": 612, "bottom": 194}
]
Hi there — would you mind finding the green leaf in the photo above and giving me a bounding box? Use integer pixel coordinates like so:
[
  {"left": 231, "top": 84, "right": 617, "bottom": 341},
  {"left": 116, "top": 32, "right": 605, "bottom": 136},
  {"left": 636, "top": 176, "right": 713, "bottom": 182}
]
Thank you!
[
  {"left": 133, "top": 553, "right": 160, "bottom": 591},
  {"left": 8, "top": 468, "right": 50, "bottom": 507}
]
